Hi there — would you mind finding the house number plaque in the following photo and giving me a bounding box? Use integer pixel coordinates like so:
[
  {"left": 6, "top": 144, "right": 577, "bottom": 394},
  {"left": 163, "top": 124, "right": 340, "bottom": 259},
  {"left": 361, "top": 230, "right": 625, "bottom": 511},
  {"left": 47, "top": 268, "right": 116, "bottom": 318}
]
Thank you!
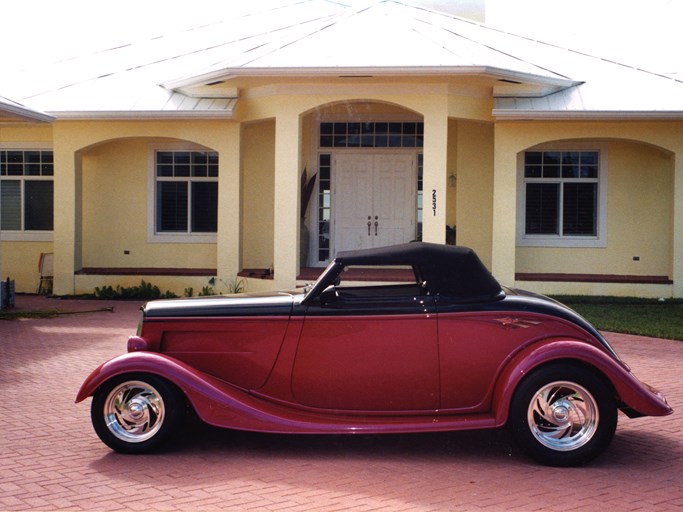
[{"left": 432, "top": 189, "right": 437, "bottom": 216}]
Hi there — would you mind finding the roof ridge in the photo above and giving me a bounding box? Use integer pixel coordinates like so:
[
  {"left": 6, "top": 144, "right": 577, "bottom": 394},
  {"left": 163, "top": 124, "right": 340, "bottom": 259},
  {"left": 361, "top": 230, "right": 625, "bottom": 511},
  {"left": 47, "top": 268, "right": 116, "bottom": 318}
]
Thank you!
[
  {"left": 162, "top": 0, "right": 575, "bottom": 90},
  {"left": 410, "top": 17, "right": 571, "bottom": 81},
  {"left": 168, "top": 2, "right": 379, "bottom": 85},
  {"left": 17, "top": 1, "right": 348, "bottom": 101},
  {"left": 29, "top": 1, "right": 317, "bottom": 69},
  {"left": 464, "top": 13, "right": 683, "bottom": 86},
  {"left": 394, "top": 0, "right": 683, "bottom": 86}
]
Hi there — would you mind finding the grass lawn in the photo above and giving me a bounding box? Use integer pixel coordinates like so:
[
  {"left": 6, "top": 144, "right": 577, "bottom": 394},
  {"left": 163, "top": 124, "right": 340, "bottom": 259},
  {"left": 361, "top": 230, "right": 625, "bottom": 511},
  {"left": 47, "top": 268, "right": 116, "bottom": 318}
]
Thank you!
[{"left": 553, "top": 296, "right": 683, "bottom": 341}]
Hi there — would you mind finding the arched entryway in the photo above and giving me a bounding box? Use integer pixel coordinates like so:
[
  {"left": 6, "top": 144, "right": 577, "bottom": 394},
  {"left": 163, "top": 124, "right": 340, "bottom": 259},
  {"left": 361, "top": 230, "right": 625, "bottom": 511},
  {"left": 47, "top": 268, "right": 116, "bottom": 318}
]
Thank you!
[{"left": 302, "top": 102, "right": 425, "bottom": 266}]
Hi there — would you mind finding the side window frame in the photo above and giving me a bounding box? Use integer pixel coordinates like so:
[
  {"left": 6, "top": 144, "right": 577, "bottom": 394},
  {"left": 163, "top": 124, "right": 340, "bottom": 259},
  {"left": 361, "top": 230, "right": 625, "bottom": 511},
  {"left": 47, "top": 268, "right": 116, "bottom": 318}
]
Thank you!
[
  {"left": 147, "top": 144, "right": 219, "bottom": 244},
  {"left": 516, "top": 143, "right": 608, "bottom": 248},
  {"left": 0, "top": 146, "right": 54, "bottom": 242}
]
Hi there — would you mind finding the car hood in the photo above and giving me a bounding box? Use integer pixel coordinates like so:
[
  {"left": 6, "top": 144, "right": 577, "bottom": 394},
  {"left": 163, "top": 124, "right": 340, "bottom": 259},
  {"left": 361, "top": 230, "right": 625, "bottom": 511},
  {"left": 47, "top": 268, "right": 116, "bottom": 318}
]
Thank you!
[{"left": 142, "top": 291, "right": 301, "bottom": 318}]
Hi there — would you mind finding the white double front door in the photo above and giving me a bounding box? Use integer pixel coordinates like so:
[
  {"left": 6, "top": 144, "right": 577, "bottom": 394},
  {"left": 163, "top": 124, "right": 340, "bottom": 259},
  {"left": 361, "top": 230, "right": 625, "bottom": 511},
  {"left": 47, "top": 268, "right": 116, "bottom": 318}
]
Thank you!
[{"left": 333, "top": 153, "right": 416, "bottom": 252}]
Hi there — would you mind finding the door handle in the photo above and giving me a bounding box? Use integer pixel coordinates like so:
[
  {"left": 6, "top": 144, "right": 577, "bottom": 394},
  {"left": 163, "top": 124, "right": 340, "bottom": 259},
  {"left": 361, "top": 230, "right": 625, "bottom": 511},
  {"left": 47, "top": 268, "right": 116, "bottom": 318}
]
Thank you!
[
  {"left": 374, "top": 216, "right": 378, "bottom": 236},
  {"left": 367, "top": 216, "right": 372, "bottom": 236}
]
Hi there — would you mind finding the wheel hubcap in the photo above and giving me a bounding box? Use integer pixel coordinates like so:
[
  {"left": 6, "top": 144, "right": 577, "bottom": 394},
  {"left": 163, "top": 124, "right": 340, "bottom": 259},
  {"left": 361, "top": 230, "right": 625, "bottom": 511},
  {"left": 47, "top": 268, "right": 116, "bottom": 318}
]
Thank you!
[
  {"left": 551, "top": 403, "right": 570, "bottom": 422},
  {"left": 104, "top": 381, "right": 165, "bottom": 443},
  {"left": 528, "top": 381, "right": 599, "bottom": 452}
]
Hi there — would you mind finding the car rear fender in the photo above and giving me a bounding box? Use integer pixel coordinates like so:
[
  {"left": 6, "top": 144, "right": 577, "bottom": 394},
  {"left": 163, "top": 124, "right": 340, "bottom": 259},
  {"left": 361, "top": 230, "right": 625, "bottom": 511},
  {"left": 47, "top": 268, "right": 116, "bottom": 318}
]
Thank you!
[{"left": 491, "top": 339, "right": 672, "bottom": 425}]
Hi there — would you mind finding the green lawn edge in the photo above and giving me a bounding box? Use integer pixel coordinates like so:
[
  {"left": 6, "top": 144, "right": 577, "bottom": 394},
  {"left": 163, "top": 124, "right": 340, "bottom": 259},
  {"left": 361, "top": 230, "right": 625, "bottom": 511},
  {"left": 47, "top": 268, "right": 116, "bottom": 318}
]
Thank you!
[{"left": 552, "top": 296, "right": 683, "bottom": 341}]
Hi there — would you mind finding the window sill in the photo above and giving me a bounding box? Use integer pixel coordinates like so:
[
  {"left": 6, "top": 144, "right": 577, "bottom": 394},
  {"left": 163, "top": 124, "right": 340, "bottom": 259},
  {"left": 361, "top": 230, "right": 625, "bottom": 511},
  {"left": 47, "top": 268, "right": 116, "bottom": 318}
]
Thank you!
[
  {"left": 517, "top": 236, "right": 607, "bottom": 248},
  {"left": 0, "top": 231, "right": 53, "bottom": 242},
  {"left": 147, "top": 233, "right": 217, "bottom": 244},
  {"left": 77, "top": 267, "right": 216, "bottom": 276}
]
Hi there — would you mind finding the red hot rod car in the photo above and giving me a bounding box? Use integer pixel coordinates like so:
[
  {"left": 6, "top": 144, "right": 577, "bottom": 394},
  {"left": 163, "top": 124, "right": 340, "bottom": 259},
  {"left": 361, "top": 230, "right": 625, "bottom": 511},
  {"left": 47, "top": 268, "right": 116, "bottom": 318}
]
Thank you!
[{"left": 77, "top": 242, "right": 672, "bottom": 466}]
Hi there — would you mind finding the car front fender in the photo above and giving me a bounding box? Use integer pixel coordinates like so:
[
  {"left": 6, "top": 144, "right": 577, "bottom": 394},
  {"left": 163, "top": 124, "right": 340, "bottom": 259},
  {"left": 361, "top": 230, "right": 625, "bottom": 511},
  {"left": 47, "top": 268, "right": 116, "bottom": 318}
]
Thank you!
[
  {"left": 78, "top": 352, "right": 204, "bottom": 402},
  {"left": 75, "top": 352, "right": 262, "bottom": 425},
  {"left": 492, "top": 339, "right": 672, "bottom": 425},
  {"left": 76, "top": 351, "right": 388, "bottom": 434}
]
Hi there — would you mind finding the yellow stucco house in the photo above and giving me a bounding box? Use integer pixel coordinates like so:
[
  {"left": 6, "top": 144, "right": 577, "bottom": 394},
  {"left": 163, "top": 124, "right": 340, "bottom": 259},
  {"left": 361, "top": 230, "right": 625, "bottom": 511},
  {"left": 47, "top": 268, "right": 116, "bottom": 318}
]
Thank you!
[{"left": 1, "top": 1, "right": 682, "bottom": 298}]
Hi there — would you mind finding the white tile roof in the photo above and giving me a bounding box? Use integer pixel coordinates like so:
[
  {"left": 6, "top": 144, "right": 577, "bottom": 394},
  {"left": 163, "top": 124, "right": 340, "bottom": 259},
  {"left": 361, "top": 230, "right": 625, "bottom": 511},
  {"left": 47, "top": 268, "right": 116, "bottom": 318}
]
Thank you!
[
  {"left": 4, "top": 0, "right": 683, "bottom": 119},
  {"left": 163, "top": 2, "right": 577, "bottom": 90}
]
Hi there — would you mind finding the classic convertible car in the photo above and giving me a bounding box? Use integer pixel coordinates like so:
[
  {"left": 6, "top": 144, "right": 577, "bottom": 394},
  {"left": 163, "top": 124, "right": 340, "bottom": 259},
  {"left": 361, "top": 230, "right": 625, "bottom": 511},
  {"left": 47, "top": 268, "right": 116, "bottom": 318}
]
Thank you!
[{"left": 77, "top": 243, "right": 672, "bottom": 466}]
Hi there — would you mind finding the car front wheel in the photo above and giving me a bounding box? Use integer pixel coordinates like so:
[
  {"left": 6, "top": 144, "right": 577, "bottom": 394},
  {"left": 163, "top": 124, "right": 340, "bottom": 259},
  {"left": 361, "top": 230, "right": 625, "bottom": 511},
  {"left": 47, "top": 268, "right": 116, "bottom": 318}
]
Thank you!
[
  {"left": 91, "top": 373, "right": 185, "bottom": 454},
  {"left": 509, "top": 363, "right": 617, "bottom": 466}
]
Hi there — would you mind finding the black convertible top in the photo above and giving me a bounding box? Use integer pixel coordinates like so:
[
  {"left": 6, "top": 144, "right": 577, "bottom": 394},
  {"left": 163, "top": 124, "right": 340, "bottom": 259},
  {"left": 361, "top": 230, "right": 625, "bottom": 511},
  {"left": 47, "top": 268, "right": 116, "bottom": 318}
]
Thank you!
[{"left": 335, "top": 242, "right": 503, "bottom": 300}]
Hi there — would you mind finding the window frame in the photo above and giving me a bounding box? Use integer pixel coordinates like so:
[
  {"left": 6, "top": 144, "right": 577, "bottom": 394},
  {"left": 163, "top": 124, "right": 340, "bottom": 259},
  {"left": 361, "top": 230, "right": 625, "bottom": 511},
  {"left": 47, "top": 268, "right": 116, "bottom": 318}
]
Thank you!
[
  {"left": 0, "top": 145, "right": 54, "bottom": 242},
  {"left": 516, "top": 144, "right": 608, "bottom": 248},
  {"left": 147, "top": 145, "right": 219, "bottom": 244}
]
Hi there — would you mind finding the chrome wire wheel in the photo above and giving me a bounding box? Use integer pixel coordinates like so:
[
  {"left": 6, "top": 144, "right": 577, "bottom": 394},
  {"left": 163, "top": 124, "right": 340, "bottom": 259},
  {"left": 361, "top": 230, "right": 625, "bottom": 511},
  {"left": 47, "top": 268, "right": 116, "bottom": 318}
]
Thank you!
[
  {"left": 92, "top": 373, "right": 185, "bottom": 453},
  {"left": 527, "top": 381, "right": 599, "bottom": 452},
  {"left": 103, "top": 380, "right": 166, "bottom": 443},
  {"left": 510, "top": 363, "right": 617, "bottom": 466}
]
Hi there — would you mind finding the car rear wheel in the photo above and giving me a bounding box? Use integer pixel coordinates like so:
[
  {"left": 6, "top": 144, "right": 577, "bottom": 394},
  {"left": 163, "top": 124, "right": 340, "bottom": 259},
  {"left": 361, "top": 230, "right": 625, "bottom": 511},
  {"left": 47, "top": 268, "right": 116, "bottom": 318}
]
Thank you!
[
  {"left": 91, "top": 373, "right": 185, "bottom": 454},
  {"left": 509, "top": 363, "right": 617, "bottom": 466}
]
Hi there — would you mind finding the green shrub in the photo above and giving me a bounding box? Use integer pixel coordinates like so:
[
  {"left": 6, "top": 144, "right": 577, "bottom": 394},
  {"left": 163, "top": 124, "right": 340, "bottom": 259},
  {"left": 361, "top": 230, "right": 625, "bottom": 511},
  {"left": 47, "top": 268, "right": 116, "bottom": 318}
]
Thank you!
[
  {"left": 200, "top": 277, "right": 246, "bottom": 295},
  {"left": 93, "top": 280, "right": 177, "bottom": 300}
]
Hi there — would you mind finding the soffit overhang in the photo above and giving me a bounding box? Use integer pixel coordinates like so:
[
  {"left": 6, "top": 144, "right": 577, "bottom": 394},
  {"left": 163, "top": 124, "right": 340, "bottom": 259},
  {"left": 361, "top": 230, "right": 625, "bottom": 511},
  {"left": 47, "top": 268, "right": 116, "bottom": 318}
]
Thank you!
[{"left": 166, "top": 66, "right": 580, "bottom": 100}]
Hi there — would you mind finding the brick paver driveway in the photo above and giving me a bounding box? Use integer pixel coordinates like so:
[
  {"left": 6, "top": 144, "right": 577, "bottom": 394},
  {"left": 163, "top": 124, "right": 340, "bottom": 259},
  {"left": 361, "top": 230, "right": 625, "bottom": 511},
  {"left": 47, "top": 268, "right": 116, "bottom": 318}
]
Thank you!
[{"left": 1, "top": 296, "right": 682, "bottom": 511}]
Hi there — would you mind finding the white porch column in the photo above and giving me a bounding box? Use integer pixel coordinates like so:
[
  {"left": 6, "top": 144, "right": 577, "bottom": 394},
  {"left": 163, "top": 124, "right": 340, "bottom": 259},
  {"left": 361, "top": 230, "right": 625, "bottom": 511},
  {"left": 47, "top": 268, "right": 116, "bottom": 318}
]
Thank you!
[
  {"left": 273, "top": 112, "right": 301, "bottom": 289},
  {"left": 673, "top": 151, "right": 683, "bottom": 298},
  {"left": 422, "top": 107, "right": 449, "bottom": 244},
  {"left": 216, "top": 123, "right": 241, "bottom": 281},
  {"left": 51, "top": 137, "right": 81, "bottom": 296},
  {"left": 490, "top": 127, "right": 517, "bottom": 287}
]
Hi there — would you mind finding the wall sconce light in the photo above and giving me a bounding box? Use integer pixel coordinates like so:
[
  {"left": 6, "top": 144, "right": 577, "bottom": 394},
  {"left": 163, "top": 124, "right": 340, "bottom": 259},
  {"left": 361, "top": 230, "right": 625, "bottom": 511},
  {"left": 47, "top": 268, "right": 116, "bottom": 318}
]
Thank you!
[{"left": 448, "top": 172, "right": 457, "bottom": 188}]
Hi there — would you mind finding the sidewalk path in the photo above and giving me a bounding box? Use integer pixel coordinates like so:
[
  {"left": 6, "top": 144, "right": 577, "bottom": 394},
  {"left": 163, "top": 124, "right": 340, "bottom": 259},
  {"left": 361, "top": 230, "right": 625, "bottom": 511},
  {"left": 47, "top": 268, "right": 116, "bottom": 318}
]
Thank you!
[{"left": 1, "top": 295, "right": 681, "bottom": 511}]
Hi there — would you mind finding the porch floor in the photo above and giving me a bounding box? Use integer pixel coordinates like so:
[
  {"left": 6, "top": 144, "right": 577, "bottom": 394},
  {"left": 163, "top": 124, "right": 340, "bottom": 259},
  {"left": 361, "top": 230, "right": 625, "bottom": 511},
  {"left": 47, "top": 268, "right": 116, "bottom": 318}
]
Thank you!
[
  {"left": 297, "top": 267, "right": 414, "bottom": 282},
  {"left": 76, "top": 267, "right": 415, "bottom": 282},
  {"left": 515, "top": 273, "right": 672, "bottom": 284}
]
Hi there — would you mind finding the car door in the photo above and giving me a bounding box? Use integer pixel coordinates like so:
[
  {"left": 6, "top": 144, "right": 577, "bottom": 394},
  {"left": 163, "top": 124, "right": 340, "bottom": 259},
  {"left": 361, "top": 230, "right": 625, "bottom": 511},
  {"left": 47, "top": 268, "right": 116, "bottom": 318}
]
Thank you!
[
  {"left": 292, "top": 286, "right": 439, "bottom": 412},
  {"left": 437, "top": 303, "right": 531, "bottom": 411}
]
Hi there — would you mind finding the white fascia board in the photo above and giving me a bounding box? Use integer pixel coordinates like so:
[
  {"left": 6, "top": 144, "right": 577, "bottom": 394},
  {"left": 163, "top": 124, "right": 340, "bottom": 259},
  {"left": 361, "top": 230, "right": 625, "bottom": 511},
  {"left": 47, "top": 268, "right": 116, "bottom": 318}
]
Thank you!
[
  {"left": 492, "top": 109, "right": 683, "bottom": 120},
  {"left": 0, "top": 100, "right": 54, "bottom": 123},
  {"left": 48, "top": 110, "right": 236, "bottom": 120},
  {"left": 162, "top": 66, "right": 579, "bottom": 91},
  {"left": 478, "top": 67, "right": 579, "bottom": 88},
  {"left": 492, "top": 83, "right": 580, "bottom": 98}
]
